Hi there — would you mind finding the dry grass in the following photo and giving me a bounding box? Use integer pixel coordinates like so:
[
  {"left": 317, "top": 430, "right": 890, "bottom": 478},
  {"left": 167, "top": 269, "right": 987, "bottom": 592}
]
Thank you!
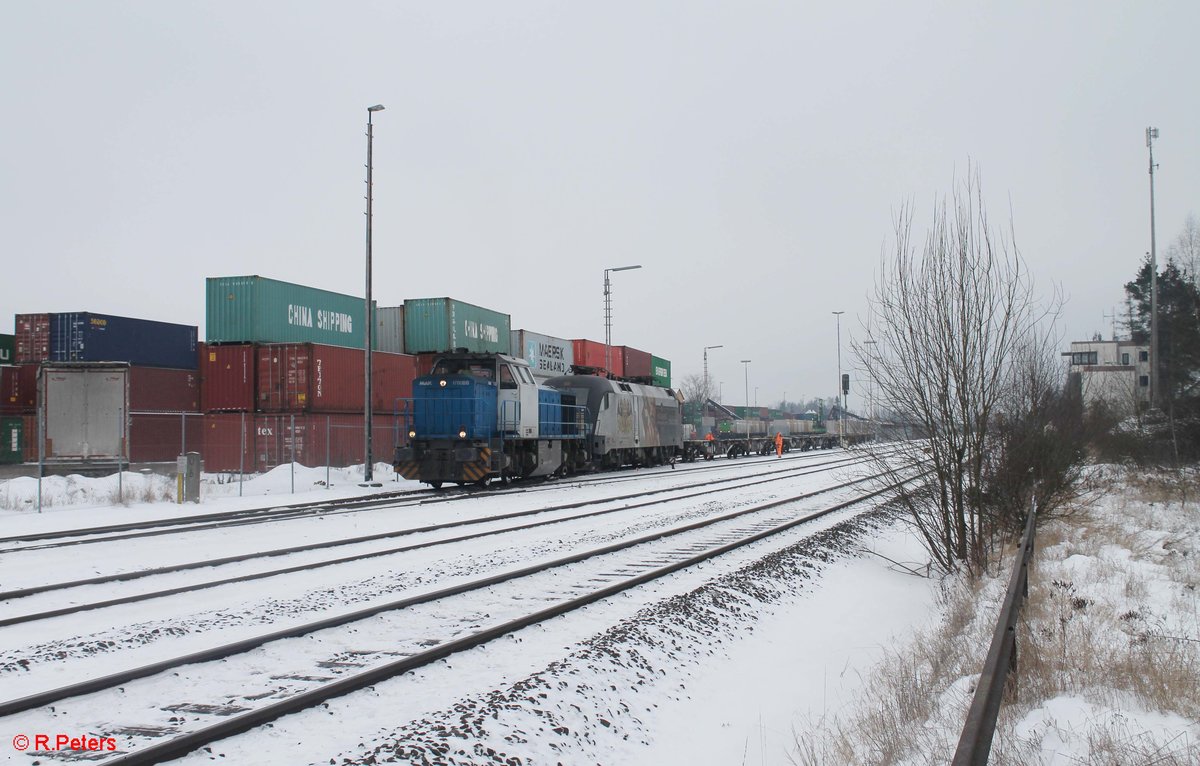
[{"left": 793, "top": 466, "right": 1200, "bottom": 765}]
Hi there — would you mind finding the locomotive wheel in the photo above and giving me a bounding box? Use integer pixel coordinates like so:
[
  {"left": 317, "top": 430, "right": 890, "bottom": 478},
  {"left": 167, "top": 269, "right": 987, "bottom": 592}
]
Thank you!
[
  {"left": 498, "top": 473, "right": 513, "bottom": 487},
  {"left": 477, "top": 475, "right": 493, "bottom": 489},
  {"left": 429, "top": 481, "right": 443, "bottom": 490}
]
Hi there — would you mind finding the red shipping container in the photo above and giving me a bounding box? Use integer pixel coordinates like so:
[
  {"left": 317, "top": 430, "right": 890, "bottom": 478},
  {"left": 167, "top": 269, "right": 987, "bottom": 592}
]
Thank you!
[
  {"left": 201, "top": 413, "right": 253, "bottom": 472},
  {"left": 128, "top": 413, "right": 205, "bottom": 462},
  {"left": 201, "top": 344, "right": 256, "bottom": 412},
  {"left": 22, "top": 414, "right": 37, "bottom": 462},
  {"left": 571, "top": 339, "right": 624, "bottom": 378},
  {"left": 129, "top": 367, "right": 200, "bottom": 412},
  {"left": 1, "top": 364, "right": 38, "bottom": 413},
  {"left": 620, "top": 346, "right": 653, "bottom": 379},
  {"left": 413, "top": 353, "right": 440, "bottom": 378},
  {"left": 257, "top": 344, "right": 416, "bottom": 414},
  {"left": 15, "top": 314, "right": 50, "bottom": 364},
  {"left": 201, "top": 412, "right": 401, "bottom": 472},
  {"left": 372, "top": 352, "right": 418, "bottom": 415}
]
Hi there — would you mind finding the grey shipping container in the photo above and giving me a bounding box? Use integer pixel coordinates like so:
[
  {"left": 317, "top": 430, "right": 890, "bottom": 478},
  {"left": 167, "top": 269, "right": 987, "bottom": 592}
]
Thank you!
[
  {"left": 41, "top": 364, "right": 129, "bottom": 461},
  {"left": 511, "top": 329, "right": 574, "bottom": 379},
  {"left": 376, "top": 306, "right": 405, "bottom": 353},
  {"left": 206, "top": 275, "right": 376, "bottom": 349},
  {"left": 403, "top": 298, "right": 511, "bottom": 355}
]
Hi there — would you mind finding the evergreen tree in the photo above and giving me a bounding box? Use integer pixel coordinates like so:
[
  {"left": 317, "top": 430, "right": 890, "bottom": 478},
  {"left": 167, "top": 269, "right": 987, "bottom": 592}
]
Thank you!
[{"left": 1124, "top": 254, "right": 1200, "bottom": 402}]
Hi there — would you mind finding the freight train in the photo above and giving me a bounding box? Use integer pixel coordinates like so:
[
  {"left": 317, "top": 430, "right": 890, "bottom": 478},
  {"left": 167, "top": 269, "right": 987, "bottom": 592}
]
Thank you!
[{"left": 393, "top": 351, "right": 684, "bottom": 487}]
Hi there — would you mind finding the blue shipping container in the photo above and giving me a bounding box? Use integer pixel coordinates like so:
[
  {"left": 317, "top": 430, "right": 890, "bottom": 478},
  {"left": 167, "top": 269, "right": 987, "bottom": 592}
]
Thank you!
[{"left": 49, "top": 313, "right": 198, "bottom": 369}]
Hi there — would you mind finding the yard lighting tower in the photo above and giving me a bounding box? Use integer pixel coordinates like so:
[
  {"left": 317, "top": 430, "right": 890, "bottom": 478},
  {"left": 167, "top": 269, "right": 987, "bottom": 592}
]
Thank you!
[
  {"left": 362, "top": 103, "right": 385, "bottom": 486},
  {"left": 832, "top": 310, "right": 845, "bottom": 447},
  {"left": 703, "top": 345, "right": 723, "bottom": 398},
  {"left": 604, "top": 265, "right": 642, "bottom": 377},
  {"left": 1146, "top": 126, "right": 1160, "bottom": 409}
]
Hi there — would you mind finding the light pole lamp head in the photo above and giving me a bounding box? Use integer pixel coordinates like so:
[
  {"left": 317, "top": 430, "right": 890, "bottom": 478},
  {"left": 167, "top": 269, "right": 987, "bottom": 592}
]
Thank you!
[
  {"left": 741, "top": 359, "right": 751, "bottom": 364},
  {"left": 608, "top": 264, "right": 642, "bottom": 273},
  {"left": 368, "top": 104, "right": 386, "bottom": 112},
  {"left": 705, "top": 344, "right": 724, "bottom": 351}
]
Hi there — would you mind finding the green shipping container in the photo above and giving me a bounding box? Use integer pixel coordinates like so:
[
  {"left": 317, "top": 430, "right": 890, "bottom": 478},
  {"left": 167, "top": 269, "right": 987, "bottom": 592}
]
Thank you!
[
  {"left": 651, "top": 356, "right": 671, "bottom": 388},
  {"left": 0, "top": 333, "right": 13, "bottom": 364},
  {"left": 0, "top": 417, "right": 22, "bottom": 464},
  {"left": 403, "top": 297, "right": 511, "bottom": 355},
  {"left": 206, "top": 276, "right": 376, "bottom": 349}
]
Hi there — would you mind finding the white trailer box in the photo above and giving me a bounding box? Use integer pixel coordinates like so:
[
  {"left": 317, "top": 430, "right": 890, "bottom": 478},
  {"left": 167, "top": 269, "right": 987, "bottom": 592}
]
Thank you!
[{"left": 41, "top": 364, "right": 129, "bottom": 460}]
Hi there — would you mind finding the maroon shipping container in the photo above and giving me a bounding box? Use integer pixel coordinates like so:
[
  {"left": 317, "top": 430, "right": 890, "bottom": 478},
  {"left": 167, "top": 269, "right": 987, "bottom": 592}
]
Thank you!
[
  {"left": 201, "top": 344, "right": 256, "bottom": 412},
  {"left": 1, "top": 364, "right": 38, "bottom": 413},
  {"left": 620, "top": 346, "right": 653, "bottom": 379},
  {"left": 22, "top": 414, "right": 37, "bottom": 462},
  {"left": 571, "top": 339, "right": 624, "bottom": 378},
  {"left": 201, "top": 412, "right": 402, "bottom": 472},
  {"left": 256, "top": 344, "right": 416, "bottom": 414},
  {"left": 129, "top": 367, "right": 200, "bottom": 412},
  {"left": 128, "top": 413, "right": 204, "bottom": 462},
  {"left": 373, "top": 352, "right": 418, "bottom": 415},
  {"left": 15, "top": 314, "right": 50, "bottom": 363}
]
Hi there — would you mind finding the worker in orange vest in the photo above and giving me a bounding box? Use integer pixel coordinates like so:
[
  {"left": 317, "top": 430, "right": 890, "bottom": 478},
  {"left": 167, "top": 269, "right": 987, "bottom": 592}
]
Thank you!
[{"left": 775, "top": 432, "right": 784, "bottom": 458}]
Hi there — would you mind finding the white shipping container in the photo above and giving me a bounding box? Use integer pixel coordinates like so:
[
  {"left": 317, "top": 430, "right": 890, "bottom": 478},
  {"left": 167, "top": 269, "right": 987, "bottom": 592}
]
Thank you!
[
  {"left": 511, "top": 329, "right": 574, "bottom": 379},
  {"left": 376, "top": 306, "right": 405, "bottom": 353}
]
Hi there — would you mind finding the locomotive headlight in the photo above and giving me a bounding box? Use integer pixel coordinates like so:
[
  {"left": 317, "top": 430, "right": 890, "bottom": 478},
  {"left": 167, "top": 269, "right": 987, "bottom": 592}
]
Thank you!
[
  {"left": 439, "top": 379, "right": 447, "bottom": 387},
  {"left": 458, "top": 427, "right": 468, "bottom": 439},
  {"left": 408, "top": 429, "right": 417, "bottom": 439}
]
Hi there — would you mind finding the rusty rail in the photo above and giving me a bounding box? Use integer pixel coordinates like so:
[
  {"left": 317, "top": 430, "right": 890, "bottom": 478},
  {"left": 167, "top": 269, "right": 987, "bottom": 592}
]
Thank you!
[{"left": 951, "top": 497, "right": 1038, "bottom": 766}]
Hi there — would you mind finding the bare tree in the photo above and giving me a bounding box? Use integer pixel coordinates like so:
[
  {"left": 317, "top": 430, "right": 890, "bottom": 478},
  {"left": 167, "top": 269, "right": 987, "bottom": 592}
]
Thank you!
[
  {"left": 1167, "top": 213, "right": 1200, "bottom": 287},
  {"left": 678, "top": 373, "right": 714, "bottom": 404},
  {"left": 856, "top": 171, "right": 1048, "bottom": 575}
]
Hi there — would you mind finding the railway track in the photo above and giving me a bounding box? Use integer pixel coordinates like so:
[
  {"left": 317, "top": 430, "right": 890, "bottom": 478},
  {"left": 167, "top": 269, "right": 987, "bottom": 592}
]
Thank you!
[
  {"left": 0, "top": 467, "right": 914, "bottom": 765},
  {"left": 0, "top": 452, "right": 877, "bottom": 626},
  {"left": 0, "top": 448, "right": 845, "bottom": 552}
]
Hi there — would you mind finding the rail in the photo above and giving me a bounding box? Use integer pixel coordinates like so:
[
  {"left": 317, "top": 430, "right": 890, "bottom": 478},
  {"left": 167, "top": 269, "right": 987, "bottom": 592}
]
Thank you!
[{"left": 951, "top": 497, "right": 1038, "bottom": 766}]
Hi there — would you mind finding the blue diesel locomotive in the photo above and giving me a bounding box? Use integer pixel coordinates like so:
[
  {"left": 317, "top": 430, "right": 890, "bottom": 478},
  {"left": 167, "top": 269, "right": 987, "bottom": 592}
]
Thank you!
[{"left": 393, "top": 352, "right": 684, "bottom": 487}]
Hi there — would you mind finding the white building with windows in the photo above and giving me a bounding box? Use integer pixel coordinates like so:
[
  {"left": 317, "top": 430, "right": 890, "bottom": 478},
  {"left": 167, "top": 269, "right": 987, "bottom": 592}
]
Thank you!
[{"left": 1063, "top": 339, "right": 1151, "bottom": 414}]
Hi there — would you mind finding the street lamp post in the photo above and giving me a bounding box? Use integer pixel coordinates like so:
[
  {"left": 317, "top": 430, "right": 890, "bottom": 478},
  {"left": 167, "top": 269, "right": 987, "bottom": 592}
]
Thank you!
[
  {"left": 362, "top": 104, "right": 385, "bottom": 486},
  {"left": 604, "top": 265, "right": 642, "bottom": 377},
  {"left": 865, "top": 339, "right": 878, "bottom": 439},
  {"left": 741, "top": 359, "right": 751, "bottom": 449},
  {"left": 832, "top": 310, "right": 845, "bottom": 448},
  {"left": 1146, "top": 127, "right": 1160, "bottom": 409}
]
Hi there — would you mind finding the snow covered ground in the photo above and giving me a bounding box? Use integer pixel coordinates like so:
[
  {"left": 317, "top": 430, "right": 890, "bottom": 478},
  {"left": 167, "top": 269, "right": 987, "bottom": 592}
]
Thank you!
[
  {"left": 0, "top": 451, "right": 939, "bottom": 765},
  {"left": 4, "top": 457, "right": 1184, "bottom": 765}
]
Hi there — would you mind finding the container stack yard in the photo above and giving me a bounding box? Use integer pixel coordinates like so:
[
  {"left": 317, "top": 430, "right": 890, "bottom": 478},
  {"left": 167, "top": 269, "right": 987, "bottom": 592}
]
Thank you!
[{"left": 0, "top": 274, "right": 674, "bottom": 473}]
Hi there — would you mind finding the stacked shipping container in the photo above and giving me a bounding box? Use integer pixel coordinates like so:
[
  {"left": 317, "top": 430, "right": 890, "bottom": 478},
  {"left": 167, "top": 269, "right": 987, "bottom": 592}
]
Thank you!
[
  {"left": 8, "top": 310, "right": 202, "bottom": 464},
  {"left": 200, "top": 277, "right": 423, "bottom": 472}
]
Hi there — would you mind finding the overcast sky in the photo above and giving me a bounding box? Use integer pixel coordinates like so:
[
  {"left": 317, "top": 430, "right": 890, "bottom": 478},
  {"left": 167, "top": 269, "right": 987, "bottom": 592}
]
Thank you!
[{"left": 3, "top": 2, "right": 1198, "bottom": 408}]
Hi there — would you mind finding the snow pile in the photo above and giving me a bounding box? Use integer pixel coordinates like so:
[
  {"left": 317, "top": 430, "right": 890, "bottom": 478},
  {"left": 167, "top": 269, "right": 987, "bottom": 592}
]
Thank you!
[
  {"left": 0, "top": 462, "right": 405, "bottom": 514},
  {"left": 794, "top": 466, "right": 1200, "bottom": 765}
]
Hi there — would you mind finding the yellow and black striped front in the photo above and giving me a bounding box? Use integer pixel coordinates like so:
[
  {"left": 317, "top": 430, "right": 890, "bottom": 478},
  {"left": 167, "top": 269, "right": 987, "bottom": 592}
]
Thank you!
[{"left": 399, "top": 443, "right": 494, "bottom": 485}]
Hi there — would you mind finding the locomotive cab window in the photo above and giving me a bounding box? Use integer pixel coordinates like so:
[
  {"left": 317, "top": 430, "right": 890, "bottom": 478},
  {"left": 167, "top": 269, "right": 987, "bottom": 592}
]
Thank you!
[
  {"left": 499, "top": 365, "right": 517, "bottom": 389},
  {"left": 517, "top": 367, "right": 535, "bottom": 385}
]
